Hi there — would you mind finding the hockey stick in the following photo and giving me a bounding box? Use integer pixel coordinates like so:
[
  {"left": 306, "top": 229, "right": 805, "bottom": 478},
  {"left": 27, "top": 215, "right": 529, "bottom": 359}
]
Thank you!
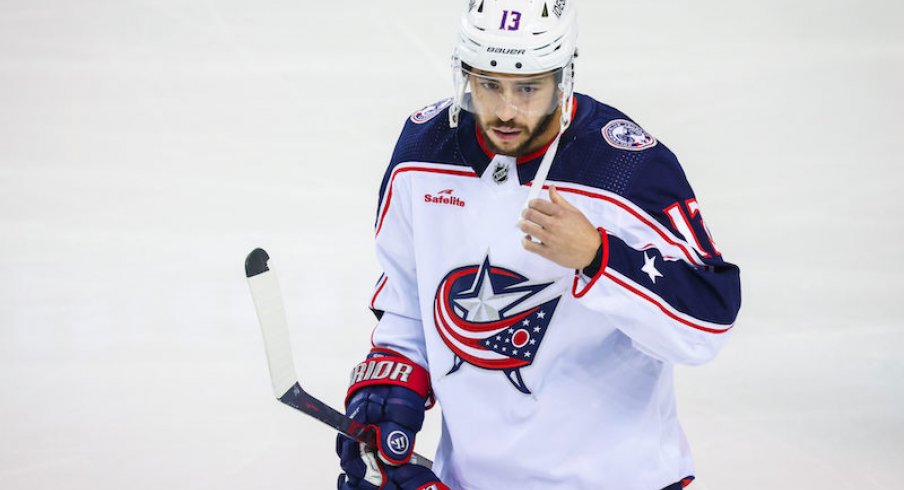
[{"left": 244, "top": 248, "right": 433, "bottom": 469}]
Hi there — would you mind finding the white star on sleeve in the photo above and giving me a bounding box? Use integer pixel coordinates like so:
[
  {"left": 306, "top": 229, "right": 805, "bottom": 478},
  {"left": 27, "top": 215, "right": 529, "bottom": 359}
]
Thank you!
[{"left": 641, "top": 252, "right": 663, "bottom": 284}]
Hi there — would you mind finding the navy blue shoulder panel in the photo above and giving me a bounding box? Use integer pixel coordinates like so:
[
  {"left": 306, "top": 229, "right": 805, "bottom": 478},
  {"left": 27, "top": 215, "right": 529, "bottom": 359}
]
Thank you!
[
  {"left": 549, "top": 93, "right": 683, "bottom": 199},
  {"left": 376, "top": 98, "right": 470, "bottom": 217},
  {"left": 551, "top": 94, "right": 720, "bottom": 254},
  {"left": 389, "top": 98, "right": 468, "bottom": 168},
  {"left": 557, "top": 95, "right": 740, "bottom": 325}
]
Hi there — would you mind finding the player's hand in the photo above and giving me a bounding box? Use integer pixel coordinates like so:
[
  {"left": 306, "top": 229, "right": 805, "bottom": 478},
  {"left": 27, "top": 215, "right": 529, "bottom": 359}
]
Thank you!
[
  {"left": 338, "top": 350, "right": 433, "bottom": 489},
  {"left": 337, "top": 446, "right": 450, "bottom": 490},
  {"left": 519, "top": 184, "right": 601, "bottom": 269},
  {"left": 337, "top": 385, "right": 425, "bottom": 490},
  {"left": 337, "top": 441, "right": 386, "bottom": 490}
]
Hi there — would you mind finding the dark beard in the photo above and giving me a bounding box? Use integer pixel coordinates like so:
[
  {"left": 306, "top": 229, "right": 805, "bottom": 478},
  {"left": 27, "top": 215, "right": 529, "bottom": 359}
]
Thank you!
[{"left": 477, "top": 110, "right": 558, "bottom": 157}]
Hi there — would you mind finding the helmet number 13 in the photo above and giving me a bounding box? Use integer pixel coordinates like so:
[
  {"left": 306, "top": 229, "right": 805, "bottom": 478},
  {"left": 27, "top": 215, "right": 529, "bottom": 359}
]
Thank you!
[{"left": 499, "top": 10, "right": 522, "bottom": 31}]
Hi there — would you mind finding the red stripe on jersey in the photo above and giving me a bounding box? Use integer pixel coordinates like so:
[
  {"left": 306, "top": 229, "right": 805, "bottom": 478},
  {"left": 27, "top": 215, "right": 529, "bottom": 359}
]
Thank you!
[
  {"left": 370, "top": 275, "right": 389, "bottom": 310},
  {"left": 603, "top": 269, "right": 732, "bottom": 334},
  {"left": 376, "top": 165, "right": 477, "bottom": 237},
  {"left": 433, "top": 304, "right": 531, "bottom": 370},
  {"left": 531, "top": 183, "right": 703, "bottom": 266},
  {"left": 572, "top": 227, "right": 609, "bottom": 298}
]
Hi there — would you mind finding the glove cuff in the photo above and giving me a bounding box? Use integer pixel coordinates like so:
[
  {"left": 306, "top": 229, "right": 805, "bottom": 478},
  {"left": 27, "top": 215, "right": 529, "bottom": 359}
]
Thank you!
[{"left": 346, "top": 348, "right": 432, "bottom": 406}]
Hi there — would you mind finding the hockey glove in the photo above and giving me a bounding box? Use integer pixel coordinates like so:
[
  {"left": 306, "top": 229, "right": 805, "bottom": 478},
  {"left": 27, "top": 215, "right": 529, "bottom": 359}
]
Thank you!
[
  {"left": 337, "top": 348, "right": 434, "bottom": 488},
  {"left": 337, "top": 443, "right": 449, "bottom": 490}
]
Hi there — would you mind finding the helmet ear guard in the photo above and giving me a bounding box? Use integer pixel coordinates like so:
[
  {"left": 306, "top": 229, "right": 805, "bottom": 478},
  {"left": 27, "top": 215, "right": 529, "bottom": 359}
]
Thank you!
[
  {"left": 557, "top": 58, "right": 575, "bottom": 132},
  {"left": 449, "top": 56, "right": 467, "bottom": 128}
]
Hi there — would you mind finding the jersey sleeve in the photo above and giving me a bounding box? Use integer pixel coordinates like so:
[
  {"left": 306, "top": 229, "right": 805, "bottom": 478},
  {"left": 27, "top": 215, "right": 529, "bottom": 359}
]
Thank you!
[
  {"left": 573, "top": 145, "right": 742, "bottom": 365},
  {"left": 367, "top": 123, "right": 430, "bottom": 370}
]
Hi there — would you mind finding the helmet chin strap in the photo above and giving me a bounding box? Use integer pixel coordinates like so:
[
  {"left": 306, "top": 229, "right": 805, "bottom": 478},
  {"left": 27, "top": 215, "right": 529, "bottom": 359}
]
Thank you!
[
  {"left": 521, "top": 127, "right": 562, "bottom": 212},
  {"left": 519, "top": 124, "right": 561, "bottom": 244},
  {"left": 522, "top": 59, "right": 573, "bottom": 218}
]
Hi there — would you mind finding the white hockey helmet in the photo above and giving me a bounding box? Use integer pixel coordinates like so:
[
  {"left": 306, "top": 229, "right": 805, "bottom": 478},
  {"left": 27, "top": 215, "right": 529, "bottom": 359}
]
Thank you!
[{"left": 450, "top": 0, "right": 578, "bottom": 128}]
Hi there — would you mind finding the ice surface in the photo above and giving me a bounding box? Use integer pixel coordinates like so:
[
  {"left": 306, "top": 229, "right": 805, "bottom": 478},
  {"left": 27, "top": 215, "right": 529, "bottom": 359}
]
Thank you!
[{"left": 1, "top": 1, "right": 902, "bottom": 488}]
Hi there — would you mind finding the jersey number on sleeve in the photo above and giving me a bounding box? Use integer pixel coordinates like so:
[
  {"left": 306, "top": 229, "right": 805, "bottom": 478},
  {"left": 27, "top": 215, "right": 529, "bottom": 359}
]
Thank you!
[{"left": 664, "top": 199, "right": 722, "bottom": 258}]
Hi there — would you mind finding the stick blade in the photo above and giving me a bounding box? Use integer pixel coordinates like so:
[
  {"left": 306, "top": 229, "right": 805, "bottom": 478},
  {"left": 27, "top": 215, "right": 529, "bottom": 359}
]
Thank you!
[
  {"left": 244, "top": 249, "right": 435, "bottom": 469},
  {"left": 246, "top": 248, "right": 298, "bottom": 398},
  {"left": 245, "top": 247, "right": 270, "bottom": 277}
]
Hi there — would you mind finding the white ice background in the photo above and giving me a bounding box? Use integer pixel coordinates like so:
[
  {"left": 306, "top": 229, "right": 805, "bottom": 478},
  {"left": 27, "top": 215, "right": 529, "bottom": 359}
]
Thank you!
[{"left": 1, "top": 1, "right": 902, "bottom": 489}]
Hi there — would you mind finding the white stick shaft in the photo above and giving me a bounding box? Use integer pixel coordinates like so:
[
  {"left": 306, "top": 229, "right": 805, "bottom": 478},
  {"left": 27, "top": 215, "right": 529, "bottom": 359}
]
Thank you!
[
  {"left": 247, "top": 270, "right": 298, "bottom": 398},
  {"left": 523, "top": 133, "right": 562, "bottom": 208}
]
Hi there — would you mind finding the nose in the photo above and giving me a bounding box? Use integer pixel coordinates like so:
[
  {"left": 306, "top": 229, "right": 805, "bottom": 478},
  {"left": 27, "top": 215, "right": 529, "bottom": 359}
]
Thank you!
[{"left": 495, "top": 96, "right": 518, "bottom": 122}]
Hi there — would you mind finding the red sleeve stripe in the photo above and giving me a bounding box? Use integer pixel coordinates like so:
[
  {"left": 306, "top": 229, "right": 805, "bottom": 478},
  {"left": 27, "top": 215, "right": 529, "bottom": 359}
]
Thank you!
[
  {"left": 572, "top": 227, "right": 609, "bottom": 298},
  {"left": 375, "top": 162, "right": 478, "bottom": 237},
  {"left": 370, "top": 275, "right": 389, "bottom": 310},
  {"left": 603, "top": 268, "right": 732, "bottom": 334},
  {"left": 529, "top": 181, "right": 704, "bottom": 266}
]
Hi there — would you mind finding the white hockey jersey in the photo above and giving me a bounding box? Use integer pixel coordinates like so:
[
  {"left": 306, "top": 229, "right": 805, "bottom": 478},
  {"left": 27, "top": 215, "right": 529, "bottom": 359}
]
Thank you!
[{"left": 367, "top": 94, "right": 741, "bottom": 490}]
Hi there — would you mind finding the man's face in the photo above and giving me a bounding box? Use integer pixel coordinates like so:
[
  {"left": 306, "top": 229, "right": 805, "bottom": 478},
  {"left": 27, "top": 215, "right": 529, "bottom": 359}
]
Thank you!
[{"left": 468, "top": 69, "right": 561, "bottom": 157}]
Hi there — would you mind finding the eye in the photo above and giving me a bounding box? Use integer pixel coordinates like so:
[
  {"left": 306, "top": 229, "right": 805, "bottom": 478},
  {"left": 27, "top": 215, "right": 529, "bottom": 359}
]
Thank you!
[
  {"left": 518, "top": 84, "right": 540, "bottom": 95},
  {"left": 479, "top": 80, "right": 500, "bottom": 91}
]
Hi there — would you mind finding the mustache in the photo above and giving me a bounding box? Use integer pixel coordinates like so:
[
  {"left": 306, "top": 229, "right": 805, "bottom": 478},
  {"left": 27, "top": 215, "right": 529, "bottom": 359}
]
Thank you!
[{"left": 482, "top": 119, "right": 528, "bottom": 131}]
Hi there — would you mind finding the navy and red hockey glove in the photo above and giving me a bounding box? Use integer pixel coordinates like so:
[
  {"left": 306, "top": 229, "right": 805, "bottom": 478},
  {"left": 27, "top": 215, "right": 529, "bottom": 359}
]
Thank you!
[
  {"left": 337, "top": 449, "right": 448, "bottom": 490},
  {"left": 336, "top": 348, "right": 446, "bottom": 490}
]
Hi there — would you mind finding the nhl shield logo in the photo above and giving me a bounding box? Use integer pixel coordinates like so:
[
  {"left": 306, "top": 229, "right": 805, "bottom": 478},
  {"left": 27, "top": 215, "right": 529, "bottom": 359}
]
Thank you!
[
  {"left": 433, "top": 256, "right": 563, "bottom": 394},
  {"left": 602, "top": 119, "right": 657, "bottom": 151},
  {"left": 492, "top": 161, "right": 508, "bottom": 183}
]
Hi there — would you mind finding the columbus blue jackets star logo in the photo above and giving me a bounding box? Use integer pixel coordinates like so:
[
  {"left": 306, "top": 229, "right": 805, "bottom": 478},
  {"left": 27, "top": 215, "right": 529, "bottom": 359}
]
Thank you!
[{"left": 433, "top": 256, "right": 563, "bottom": 394}]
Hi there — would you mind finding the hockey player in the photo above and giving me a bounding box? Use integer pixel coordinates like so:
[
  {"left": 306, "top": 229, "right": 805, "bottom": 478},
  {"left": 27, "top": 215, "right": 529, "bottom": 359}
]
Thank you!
[{"left": 337, "top": 1, "right": 741, "bottom": 489}]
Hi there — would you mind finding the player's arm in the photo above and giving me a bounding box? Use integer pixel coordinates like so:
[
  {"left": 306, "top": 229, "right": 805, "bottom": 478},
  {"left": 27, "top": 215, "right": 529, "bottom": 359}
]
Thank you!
[
  {"left": 337, "top": 346, "right": 445, "bottom": 490},
  {"left": 369, "top": 153, "right": 429, "bottom": 367},
  {"left": 571, "top": 149, "right": 741, "bottom": 365},
  {"left": 338, "top": 124, "right": 448, "bottom": 489}
]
